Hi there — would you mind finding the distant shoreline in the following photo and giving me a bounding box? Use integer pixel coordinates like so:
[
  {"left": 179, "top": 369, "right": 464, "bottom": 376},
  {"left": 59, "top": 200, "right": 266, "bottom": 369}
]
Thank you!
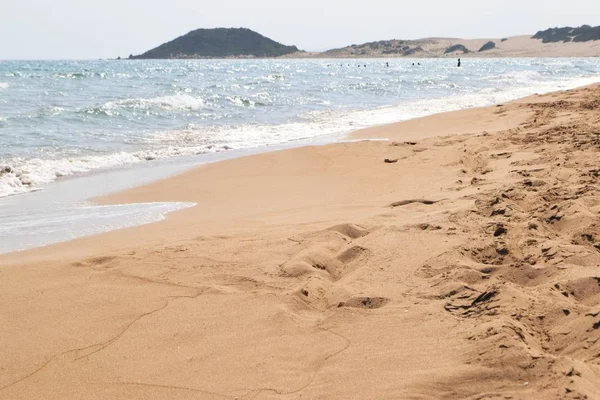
[
  {"left": 118, "top": 53, "right": 600, "bottom": 60},
  {"left": 125, "top": 26, "right": 600, "bottom": 60}
]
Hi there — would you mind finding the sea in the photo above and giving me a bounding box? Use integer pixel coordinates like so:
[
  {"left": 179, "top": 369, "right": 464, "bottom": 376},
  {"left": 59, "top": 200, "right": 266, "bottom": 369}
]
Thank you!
[{"left": 1, "top": 58, "right": 600, "bottom": 253}]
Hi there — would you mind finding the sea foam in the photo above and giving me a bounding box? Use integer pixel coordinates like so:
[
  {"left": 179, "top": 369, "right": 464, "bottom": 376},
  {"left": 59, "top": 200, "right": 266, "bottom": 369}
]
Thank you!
[{"left": 103, "top": 94, "right": 207, "bottom": 111}]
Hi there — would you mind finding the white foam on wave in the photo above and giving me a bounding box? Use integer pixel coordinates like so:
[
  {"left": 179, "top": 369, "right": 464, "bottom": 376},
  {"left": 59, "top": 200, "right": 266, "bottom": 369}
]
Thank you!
[
  {"left": 52, "top": 72, "right": 109, "bottom": 79},
  {"left": 157, "top": 74, "right": 600, "bottom": 151},
  {"left": 262, "top": 74, "right": 285, "bottom": 81},
  {"left": 103, "top": 94, "right": 207, "bottom": 111},
  {"left": 0, "top": 82, "right": 8, "bottom": 89},
  {"left": 227, "top": 95, "right": 264, "bottom": 107},
  {"left": 0, "top": 144, "right": 232, "bottom": 198},
  {"left": 0, "top": 154, "right": 135, "bottom": 197},
  {"left": 346, "top": 75, "right": 600, "bottom": 134},
  {"left": 0, "top": 171, "right": 39, "bottom": 197},
  {"left": 39, "top": 106, "right": 68, "bottom": 116}
]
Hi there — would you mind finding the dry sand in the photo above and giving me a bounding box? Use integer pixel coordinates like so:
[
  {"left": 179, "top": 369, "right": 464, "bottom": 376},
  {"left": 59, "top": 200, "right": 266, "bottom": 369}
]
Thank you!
[
  {"left": 426, "top": 35, "right": 600, "bottom": 58},
  {"left": 1, "top": 84, "right": 600, "bottom": 399}
]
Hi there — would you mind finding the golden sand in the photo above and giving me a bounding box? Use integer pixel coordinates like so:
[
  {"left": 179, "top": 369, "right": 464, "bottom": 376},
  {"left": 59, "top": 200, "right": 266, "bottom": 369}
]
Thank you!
[{"left": 1, "top": 85, "right": 599, "bottom": 399}]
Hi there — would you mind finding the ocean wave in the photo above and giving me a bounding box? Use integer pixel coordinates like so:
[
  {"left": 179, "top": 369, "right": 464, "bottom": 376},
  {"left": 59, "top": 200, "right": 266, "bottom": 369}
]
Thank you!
[
  {"left": 100, "top": 94, "right": 207, "bottom": 111},
  {"left": 52, "top": 72, "right": 108, "bottom": 79},
  {"left": 80, "top": 107, "right": 122, "bottom": 117},
  {"left": 0, "top": 82, "right": 8, "bottom": 89},
  {"left": 227, "top": 95, "right": 265, "bottom": 107},
  {"left": 38, "top": 106, "right": 68, "bottom": 117},
  {"left": 0, "top": 165, "right": 39, "bottom": 197},
  {"left": 245, "top": 74, "right": 285, "bottom": 85},
  {"left": 263, "top": 74, "right": 285, "bottom": 81},
  {"left": 0, "top": 143, "right": 231, "bottom": 198},
  {"left": 53, "top": 72, "right": 86, "bottom": 79}
]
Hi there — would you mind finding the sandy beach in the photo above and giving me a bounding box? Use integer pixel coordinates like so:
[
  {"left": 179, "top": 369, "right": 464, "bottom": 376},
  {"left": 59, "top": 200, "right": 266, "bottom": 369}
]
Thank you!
[{"left": 1, "top": 84, "right": 600, "bottom": 399}]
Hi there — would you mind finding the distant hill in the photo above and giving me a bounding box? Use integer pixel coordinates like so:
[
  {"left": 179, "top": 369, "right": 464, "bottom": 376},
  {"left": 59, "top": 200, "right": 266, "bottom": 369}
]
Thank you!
[
  {"left": 321, "top": 39, "right": 430, "bottom": 57},
  {"left": 532, "top": 25, "right": 600, "bottom": 43},
  {"left": 126, "top": 25, "right": 600, "bottom": 60},
  {"left": 130, "top": 28, "right": 299, "bottom": 59}
]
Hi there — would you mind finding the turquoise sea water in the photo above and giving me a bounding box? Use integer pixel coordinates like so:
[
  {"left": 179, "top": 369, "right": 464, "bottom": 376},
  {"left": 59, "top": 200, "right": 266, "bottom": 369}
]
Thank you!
[{"left": 1, "top": 58, "right": 600, "bottom": 253}]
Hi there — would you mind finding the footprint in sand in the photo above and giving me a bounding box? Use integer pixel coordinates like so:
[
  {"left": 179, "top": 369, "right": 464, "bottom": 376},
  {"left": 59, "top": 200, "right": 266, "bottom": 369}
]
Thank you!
[
  {"left": 338, "top": 296, "right": 389, "bottom": 309},
  {"left": 388, "top": 199, "right": 439, "bottom": 208},
  {"left": 327, "top": 223, "right": 369, "bottom": 239},
  {"left": 336, "top": 246, "right": 371, "bottom": 264}
]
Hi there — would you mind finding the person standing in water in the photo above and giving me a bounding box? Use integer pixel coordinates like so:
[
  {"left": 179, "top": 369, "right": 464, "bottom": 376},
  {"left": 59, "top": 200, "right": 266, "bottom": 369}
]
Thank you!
[{"left": 457, "top": 58, "right": 461, "bottom": 67}]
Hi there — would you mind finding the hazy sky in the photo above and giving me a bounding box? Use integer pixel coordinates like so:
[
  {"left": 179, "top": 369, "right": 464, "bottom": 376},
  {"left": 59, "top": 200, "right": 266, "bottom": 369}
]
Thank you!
[{"left": 1, "top": 0, "right": 599, "bottom": 59}]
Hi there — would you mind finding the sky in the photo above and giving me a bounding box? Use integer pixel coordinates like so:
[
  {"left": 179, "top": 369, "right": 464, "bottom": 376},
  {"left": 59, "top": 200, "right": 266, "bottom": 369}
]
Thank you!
[{"left": 1, "top": 0, "right": 599, "bottom": 59}]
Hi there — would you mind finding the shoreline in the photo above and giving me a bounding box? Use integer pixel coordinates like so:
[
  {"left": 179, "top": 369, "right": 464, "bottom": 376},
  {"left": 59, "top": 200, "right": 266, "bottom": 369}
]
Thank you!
[
  {"left": 0, "top": 103, "right": 528, "bottom": 257},
  {"left": 3, "top": 58, "right": 599, "bottom": 201},
  {"left": 1, "top": 83, "right": 599, "bottom": 399},
  {"left": 0, "top": 83, "right": 588, "bottom": 257},
  {"left": 124, "top": 55, "right": 600, "bottom": 60},
  {"left": 3, "top": 72, "right": 600, "bottom": 255}
]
